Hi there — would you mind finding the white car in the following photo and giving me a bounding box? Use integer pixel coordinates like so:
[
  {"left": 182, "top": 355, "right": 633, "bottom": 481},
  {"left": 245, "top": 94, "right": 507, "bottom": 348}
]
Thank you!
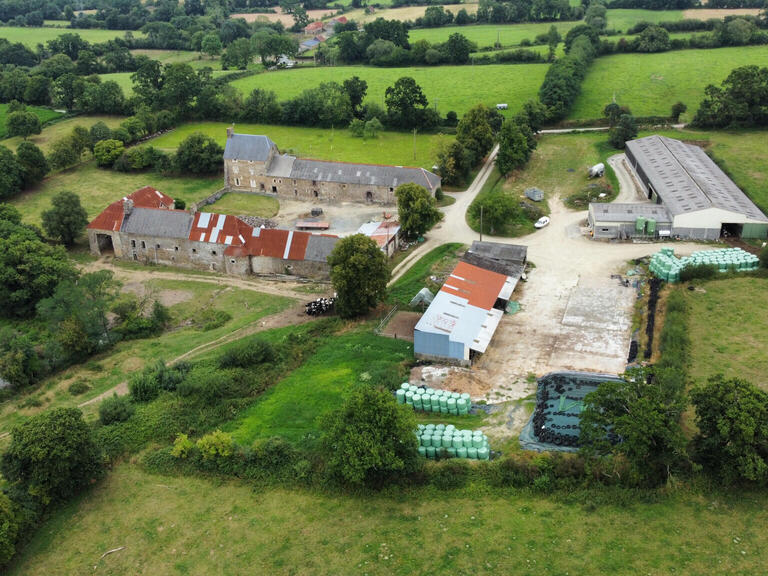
[{"left": 534, "top": 216, "right": 551, "bottom": 229}]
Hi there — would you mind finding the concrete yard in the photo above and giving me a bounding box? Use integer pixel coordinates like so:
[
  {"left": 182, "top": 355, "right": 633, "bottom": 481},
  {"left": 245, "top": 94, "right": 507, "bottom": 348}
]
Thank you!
[{"left": 272, "top": 197, "right": 394, "bottom": 236}]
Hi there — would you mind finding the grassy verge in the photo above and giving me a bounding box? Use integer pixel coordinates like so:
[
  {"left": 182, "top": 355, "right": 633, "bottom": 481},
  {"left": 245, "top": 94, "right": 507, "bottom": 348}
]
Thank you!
[
  {"left": 205, "top": 192, "right": 279, "bottom": 217},
  {"left": 681, "top": 276, "right": 768, "bottom": 390},
  {"left": 226, "top": 328, "right": 413, "bottom": 443},
  {"left": 387, "top": 243, "right": 464, "bottom": 307},
  {"left": 9, "top": 462, "right": 768, "bottom": 575},
  {"left": 9, "top": 161, "right": 220, "bottom": 226},
  {"left": 150, "top": 121, "right": 451, "bottom": 168},
  {"left": 230, "top": 63, "right": 548, "bottom": 117},
  {"left": 569, "top": 45, "right": 768, "bottom": 121},
  {"left": 0, "top": 279, "right": 294, "bottom": 437}
]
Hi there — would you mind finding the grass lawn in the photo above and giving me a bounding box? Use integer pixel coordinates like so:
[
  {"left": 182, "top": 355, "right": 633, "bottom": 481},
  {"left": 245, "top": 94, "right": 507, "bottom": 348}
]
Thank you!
[
  {"left": 682, "top": 277, "right": 768, "bottom": 390},
  {"left": 0, "top": 26, "right": 143, "bottom": 47},
  {"left": 206, "top": 192, "right": 279, "bottom": 217},
  {"left": 1, "top": 114, "right": 124, "bottom": 154},
  {"left": 606, "top": 8, "right": 683, "bottom": 31},
  {"left": 227, "top": 328, "right": 413, "bottom": 442},
  {"left": 151, "top": 121, "right": 452, "bottom": 168},
  {"left": 10, "top": 161, "right": 221, "bottom": 226},
  {"left": 0, "top": 279, "right": 294, "bottom": 437},
  {"left": 0, "top": 104, "right": 63, "bottom": 139},
  {"left": 387, "top": 243, "right": 464, "bottom": 307},
  {"left": 230, "top": 63, "right": 549, "bottom": 117},
  {"left": 343, "top": 2, "right": 478, "bottom": 24},
  {"left": 130, "top": 49, "right": 222, "bottom": 70},
  {"left": 10, "top": 462, "right": 768, "bottom": 575},
  {"left": 569, "top": 45, "right": 768, "bottom": 121},
  {"left": 409, "top": 22, "right": 581, "bottom": 49}
]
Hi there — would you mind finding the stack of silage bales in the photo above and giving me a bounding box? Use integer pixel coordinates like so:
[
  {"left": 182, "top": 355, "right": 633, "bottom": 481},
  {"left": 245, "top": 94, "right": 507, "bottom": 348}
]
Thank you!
[
  {"left": 649, "top": 247, "right": 760, "bottom": 282},
  {"left": 415, "top": 424, "right": 490, "bottom": 460},
  {"left": 396, "top": 383, "right": 470, "bottom": 416}
]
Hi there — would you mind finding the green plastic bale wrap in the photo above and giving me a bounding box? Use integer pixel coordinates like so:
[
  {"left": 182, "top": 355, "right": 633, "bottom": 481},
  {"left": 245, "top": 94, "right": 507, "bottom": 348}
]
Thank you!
[
  {"left": 447, "top": 398, "right": 457, "bottom": 412},
  {"left": 472, "top": 436, "right": 484, "bottom": 449},
  {"left": 426, "top": 446, "right": 436, "bottom": 459},
  {"left": 442, "top": 435, "right": 453, "bottom": 448},
  {"left": 412, "top": 394, "right": 422, "bottom": 410},
  {"left": 400, "top": 383, "right": 410, "bottom": 390},
  {"left": 478, "top": 447, "right": 489, "bottom": 460},
  {"left": 467, "top": 447, "right": 478, "bottom": 459},
  {"left": 425, "top": 424, "right": 435, "bottom": 432},
  {"left": 421, "top": 435, "right": 431, "bottom": 447},
  {"left": 446, "top": 424, "right": 455, "bottom": 432},
  {"left": 457, "top": 447, "right": 467, "bottom": 458},
  {"left": 463, "top": 436, "right": 474, "bottom": 449},
  {"left": 457, "top": 398, "right": 467, "bottom": 411},
  {"left": 435, "top": 424, "right": 445, "bottom": 433},
  {"left": 396, "top": 389, "right": 406, "bottom": 404},
  {"left": 422, "top": 401, "right": 432, "bottom": 413},
  {"left": 430, "top": 395, "right": 440, "bottom": 409},
  {"left": 452, "top": 436, "right": 463, "bottom": 449},
  {"left": 439, "top": 396, "right": 448, "bottom": 409},
  {"left": 429, "top": 435, "right": 441, "bottom": 448},
  {"left": 405, "top": 391, "right": 414, "bottom": 405},
  {"left": 447, "top": 447, "right": 457, "bottom": 457},
  {"left": 418, "top": 446, "right": 426, "bottom": 457}
]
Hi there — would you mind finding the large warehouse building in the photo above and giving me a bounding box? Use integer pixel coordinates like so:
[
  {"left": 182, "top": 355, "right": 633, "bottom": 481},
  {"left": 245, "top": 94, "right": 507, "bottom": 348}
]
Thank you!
[
  {"left": 414, "top": 242, "right": 526, "bottom": 366},
  {"left": 589, "top": 135, "right": 768, "bottom": 240}
]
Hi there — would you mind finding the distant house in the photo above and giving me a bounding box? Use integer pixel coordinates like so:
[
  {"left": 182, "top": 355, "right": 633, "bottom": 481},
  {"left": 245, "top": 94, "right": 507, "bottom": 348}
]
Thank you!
[
  {"left": 87, "top": 187, "right": 338, "bottom": 279},
  {"left": 324, "top": 16, "right": 348, "bottom": 33},
  {"left": 223, "top": 129, "right": 441, "bottom": 205},
  {"left": 299, "top": 38, "right": 320, "bottom": 53},
  {"left": 357, "top": 220, "right": 401, "bottom": 257},
  {"left": 413, "top": 241, "right": 526, "bottom": 366},
  {"left": 276, "top": 54, "right": 295, "bottom": 68},
  {"left": 303, "top": 21, "right": 324, "bottom": 34}
]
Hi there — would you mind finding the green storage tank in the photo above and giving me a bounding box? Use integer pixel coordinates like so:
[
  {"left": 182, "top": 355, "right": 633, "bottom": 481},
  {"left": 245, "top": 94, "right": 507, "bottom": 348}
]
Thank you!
[
  {"left": 635, "top": 216, "right": 646, "bottom": 233},
  {"left": 646, "top": 218, "right": 656, "bottom": 234}
]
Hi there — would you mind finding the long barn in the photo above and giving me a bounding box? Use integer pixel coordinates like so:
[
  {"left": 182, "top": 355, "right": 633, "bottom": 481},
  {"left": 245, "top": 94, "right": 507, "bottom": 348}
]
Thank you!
[{"left": 589, "top": 135, "right": 768, "bottom": 240}]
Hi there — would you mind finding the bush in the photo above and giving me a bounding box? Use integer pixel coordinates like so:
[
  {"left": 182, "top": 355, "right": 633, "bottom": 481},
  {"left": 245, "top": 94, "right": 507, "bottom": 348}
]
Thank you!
[
  {"left": 0, "top": 492, "right": 19, "bottom": 567},
  {"left": 195, "top": 307, "right": 232, "bottom": 331},
  {"left": 93, "top": 139, "right": 124, "bottom": 167},
  {"left": 68, "top": 380, "right": 90, "bottom": 396},
  {"left": 429, "top": 459, "right": 470, "bottom": 490},
  {"left": 129, "top": 360, "right": 189, "bottom": 402},
  {"left": 99, "top": 394, "right": 135, "bottom": 425},
  {"left": 171, "top": 433, "right": 196, "bottom": 459},
  {"left": 196, "top": 429, "right": 234, "bottom": 461},
  {"left": 219, "top": 339, "right": 276, "bottom": 369},
  {"left": 679, "top": 263, "right": 718, "bottom": 282}
]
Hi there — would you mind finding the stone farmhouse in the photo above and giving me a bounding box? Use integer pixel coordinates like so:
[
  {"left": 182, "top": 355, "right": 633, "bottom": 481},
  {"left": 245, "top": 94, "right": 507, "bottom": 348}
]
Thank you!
[
  {"left": 87, "top": 187, "right": 338, "bottom": 279},
  {"left": 222, "top": 130, "right": 441, "bottom": 205}
]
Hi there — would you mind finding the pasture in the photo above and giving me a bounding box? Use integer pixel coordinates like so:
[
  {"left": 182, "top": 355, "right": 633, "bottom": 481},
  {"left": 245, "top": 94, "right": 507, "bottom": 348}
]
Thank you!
[
  {"left": 230, "top": 64, "right": 548, "bottom": 117},
  {"left": 130, "top": 49, "right": 223, "bottom": 70},
  {"left": 0, "top": 104, "right": 63, "bottom": 139},
  {"left": 227, "top": 329, "right": 412, "bottom": 442},
  {"left": 0, "top": 279, "right": 293, "bottom": 437},
  {"left": 682, "top": 277, "right": 768, "bottom": 390},
  {"left": 9, "top": 462, "right": 768, "bottom": 575},
  {"left": 409, "top": 21, "right": 580, "bottom": 49},
  {"left": 150, "top": 121, "right": 451, "bottom": 168},
  {"left": 1, "top": 114, "right": 123, "bottom": 153},
  {"left": 9, "top": 161, "right": 221, "bottom": 226},
  {"left": 0, "top": 26, "right": 143, "bottom": 47},
  {"left": 343, "top": 3, "right": 479, "bottom": 24},
  {"left": 568, "top": 45, "right": 768, "bottom": 121},
  {"left": 606, "top": 8, "right": 683, "bottom": 31}
]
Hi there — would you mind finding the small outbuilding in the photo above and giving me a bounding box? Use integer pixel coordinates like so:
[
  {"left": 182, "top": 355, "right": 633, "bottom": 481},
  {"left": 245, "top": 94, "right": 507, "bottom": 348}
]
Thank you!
[{"left": 525, "top": 187, "right": 544, "bottom": 202}]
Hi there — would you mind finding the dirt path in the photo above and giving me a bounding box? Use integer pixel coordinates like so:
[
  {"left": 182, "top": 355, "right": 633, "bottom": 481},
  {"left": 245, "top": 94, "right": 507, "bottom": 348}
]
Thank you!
[{"left": 78, "top": 302, "right": 316, "bottom": 407}]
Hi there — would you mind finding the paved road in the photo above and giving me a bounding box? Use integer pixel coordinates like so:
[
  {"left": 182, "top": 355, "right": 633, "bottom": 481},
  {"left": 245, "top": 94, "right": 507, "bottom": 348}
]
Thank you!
[{"left": 539, "top": 123, "right": 685, "bottom": 135}]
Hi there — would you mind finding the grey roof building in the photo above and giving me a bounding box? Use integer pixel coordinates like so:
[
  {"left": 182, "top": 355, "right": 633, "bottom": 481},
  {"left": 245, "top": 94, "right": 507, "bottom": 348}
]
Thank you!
[
  {"left": 122, "top": 207, "right": 193, "bottom": 238},
  {"left": 620, "top": 135, "right": 768, "bottom": 240},
  {"left": 223, "top": 133, "right": 277, "bottom": 162}
]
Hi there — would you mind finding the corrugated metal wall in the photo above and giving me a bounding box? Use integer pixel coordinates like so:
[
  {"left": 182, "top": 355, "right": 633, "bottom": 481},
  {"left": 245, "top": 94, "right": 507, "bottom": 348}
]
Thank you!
[
  {"left": 742, "top": 223, "right": 768, "bottom": 239},
  {"left": 414, "top": 331, "right": 465, "bottom": 361}
]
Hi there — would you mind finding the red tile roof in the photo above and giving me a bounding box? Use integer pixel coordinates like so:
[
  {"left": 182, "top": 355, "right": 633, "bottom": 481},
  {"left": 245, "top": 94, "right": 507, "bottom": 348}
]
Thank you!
[
  {"left": 439, "top": 261, "right": 507, "bottom": 310},
  {"left": 304, "top": 21, "right": 323, "bottom": 31},
  {"left": 189, "top": 212, "right": 252, "bottom": 246},
  {"left": 87, "top": 186, "right": 173, "bottom": 231}
]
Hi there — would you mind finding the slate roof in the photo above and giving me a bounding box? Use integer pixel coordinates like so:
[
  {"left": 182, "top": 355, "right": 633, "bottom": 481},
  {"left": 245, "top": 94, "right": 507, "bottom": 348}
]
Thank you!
[
  {"left": 589, "top": 202, "right": 672, "bottom": 223},
  {"left": 275, "top": 158, "right": 441, "bottom": 192},
  {"left": 87, "top": 186, "right": 174, "bottom": 232},
  {"left": 223, "top": 134, "right": 276, "bottom": 162},
  {"left": 121, "top": 208, "right": 193, "bottom": 238},
  {"left": 626, "top": 135, "right": 768, "bottom": 221}
]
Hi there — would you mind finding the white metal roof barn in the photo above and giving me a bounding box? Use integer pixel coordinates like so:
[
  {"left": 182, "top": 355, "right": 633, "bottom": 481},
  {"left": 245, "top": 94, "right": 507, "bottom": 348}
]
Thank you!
[{"left": 618, "top": 135, "right": 768, "bottom": 240}]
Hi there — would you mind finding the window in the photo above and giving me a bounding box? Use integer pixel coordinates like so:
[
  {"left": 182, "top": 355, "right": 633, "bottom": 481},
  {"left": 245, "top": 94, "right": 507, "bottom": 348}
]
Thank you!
[
  {"left": 130, "top": 240, "right": 136, "bottom": 247},
  {"left": 212, "top": 250, "right": 217, "bottom": 256},
  {"left": 192, "top": 248, "right": 197, "bottom": 254},
  {"left": 132, "top": 253, "right": 137, "bottom": 260},
  {"left": 141, "top": 241, "right": 146, "bottom": 249},
  {"left": 156, "top": 243, "right": 160, "bottom": 249},
  {"left": 389, "top": 187, "right": 394, "bottom": 192},
  {"left": 271, "top": 185, "right": 277, "bottom": 193},
  {"left": 294, "top": 189, "right": 298, "bottom": 196},
  {"left": 230, "top": 259, "right": 235, "bottom": 264},
  {"left": 235, "top": 178, "right": 241, "bottom": 186},
  {"left": 174, "top": 246, "right": 179, "bottom": 252},
  {"left": 313, "top": 190, "right": 319, "bottom": 198}
]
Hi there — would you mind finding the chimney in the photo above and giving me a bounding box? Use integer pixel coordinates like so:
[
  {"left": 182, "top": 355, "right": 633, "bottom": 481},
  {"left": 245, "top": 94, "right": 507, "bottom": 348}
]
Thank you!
[
  {"left": 226, "top": 126, "right": 234, "bottom": 139},
  {"left": 123, "top": 198, "right": 134, "bottom": 216}
]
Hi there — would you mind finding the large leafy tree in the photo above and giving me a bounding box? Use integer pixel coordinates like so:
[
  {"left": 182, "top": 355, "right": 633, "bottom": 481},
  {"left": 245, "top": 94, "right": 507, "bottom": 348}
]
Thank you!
[
  {"left": 200, "top": 32, "right": 223, "bottom": 58},
  {"left": 0, "top": 491, "right": 19, "bottom": 566},
  {"left": 174, "top": 132, "right": 223, "bottom": 174},
  {"left": 444, "top": 32, "right": 472, "bottom": 64},
  {"left": 580, "top": 368, "right": 689, "bottom": 486},
  {"left": 456, "top": 104, "right": 494, "bottom": 163},
  {"left": 16, "top": 141, "right": 49, "bottom": 188},
  {"left": 385, "top": 76, "right": 428, "bottom": 129},
  {"left": 0, "top": 146, "right": 23, "bottom": 200},
  {"left": 321, "top": 387, "right": 419, "bottom": 487},
  {"left": 468, "top": 193, "right": 519, "bottom": 235},
  {"left": 41, "top": 191, "right": 89, "bottom": 246},
  {"left": 328, "top": 234, "right": 389, "bottom": 318},
  {"left": 343, "top": 76, "right": 368, "bottom": 118},
  {"left": 396, "top": 183, "right": 440, "bottom": 239},
  {"left": 0, "top": 408, "right": 102, "bottom": 505},
  {"left": 5, "top": 110, "right": 41, "bottom": 140},
  {"left": 496, "top": 120, "right": 533, "bottom": 176},
  {"left": 435, "top": 139, "right": 473, "bottom": 186},
  {"left": 608, "top": 114, "right": 638, "bottom": 149},
  {"left": 691, "top": 376, "right": 768, "bottom": 485}
]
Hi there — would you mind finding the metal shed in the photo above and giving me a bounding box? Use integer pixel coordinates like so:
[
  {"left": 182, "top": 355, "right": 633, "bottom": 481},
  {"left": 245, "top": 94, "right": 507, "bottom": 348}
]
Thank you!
[{"left": 525, "top": 187, "right": 544, "bottom": 202}]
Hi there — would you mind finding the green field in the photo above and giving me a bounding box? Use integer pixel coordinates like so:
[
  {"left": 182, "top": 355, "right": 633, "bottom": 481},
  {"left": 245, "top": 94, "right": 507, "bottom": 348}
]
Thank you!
[
  {"left": 130, "top": 49, "right": 223, "bottom": 70},
  {"left": 409, "top": 22, "right": 581, "bottom": 49},
  {"left": 0, "top": 26, "right": 143, "bottom": 47},
  {"left": 227, "top": 329, "right": 412, "bottom": 442},
  {"left": 230, "top": 64, "right": 549, "bottom": 116},
  {"left": 206, "top": 192, "right": 279, "bottom": 217},
  {"left": 682, "top": 277, "right": 768, "bottom": 390},
  {"left": 569, "top": 45, "right": 768, "bottom": 121},
  {"left": 606, "top": 8, "right": 683, "bottom": 31},
  {"left": 0, "top": 279, "right": 294, "bottom": 437},
  {"left": 10, "top": 161, "right": 220, "bottom": 226},
  {"left": 9, "top": 462, "right": 768, "bottom": 575},
  {"left": 1, "top": 114, "right": 123, "bottom": 153},
  {"left": 100, "top": 69, "right": 231, "bottom": 95},
  {"left": 0, "top": 104, "right": 63, "bottom": 139},
  {"left": 151, "top": 121, "right": 452, "bottom": 168}
]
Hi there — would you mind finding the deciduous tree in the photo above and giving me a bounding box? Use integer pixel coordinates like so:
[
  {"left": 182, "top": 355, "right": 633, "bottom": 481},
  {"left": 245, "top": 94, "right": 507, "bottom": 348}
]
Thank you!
[
  {"left": 328, "top": 234, "right": 389, "bottom": 318},
  {"left": 41, "top": 190, "right": 88, "bottom": 246},
  {"left": 396, "top": 182, "right": 440, "bottom": 239}
]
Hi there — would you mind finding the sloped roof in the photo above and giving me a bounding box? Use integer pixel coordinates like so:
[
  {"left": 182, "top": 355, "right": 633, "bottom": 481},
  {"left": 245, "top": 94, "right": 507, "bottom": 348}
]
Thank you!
[
  {"left": 415, "top": 261, "right": 516, "bottom": 354},
  {"left": 121, "top": 208, "right": 193, "bottom": 238},
  {"left": 280, "top": 158, "right": 441, "bottom": 191},
  {"left": 626, "top": 135, "right": 768, "bottom": 221},
  {"left": 189, "top": 212, "right": 251, "bottom": 246},
  {"left": 589, "top": 202, "right": 672, "bottom": 223},
  {"left": 304, "top": 21, "right": 324, "bottom": 31},
  {"left": 229, "top": 227, "right": 338, "bottom": 262},
  {"left": 357, "top": 220, "right": 400, "bottom": 248},
  {"left": 223, "top": 134, "right": 276, "bottom": 162},
  {"left": 87, "top": 186, "right": 173, "bottom": 231}
]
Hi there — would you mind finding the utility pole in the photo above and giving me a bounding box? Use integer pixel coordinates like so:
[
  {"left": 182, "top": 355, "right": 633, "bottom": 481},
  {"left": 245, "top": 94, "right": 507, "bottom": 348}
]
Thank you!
[{"left": 412, "top": 128, "right": 417, "bottom": 160}]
